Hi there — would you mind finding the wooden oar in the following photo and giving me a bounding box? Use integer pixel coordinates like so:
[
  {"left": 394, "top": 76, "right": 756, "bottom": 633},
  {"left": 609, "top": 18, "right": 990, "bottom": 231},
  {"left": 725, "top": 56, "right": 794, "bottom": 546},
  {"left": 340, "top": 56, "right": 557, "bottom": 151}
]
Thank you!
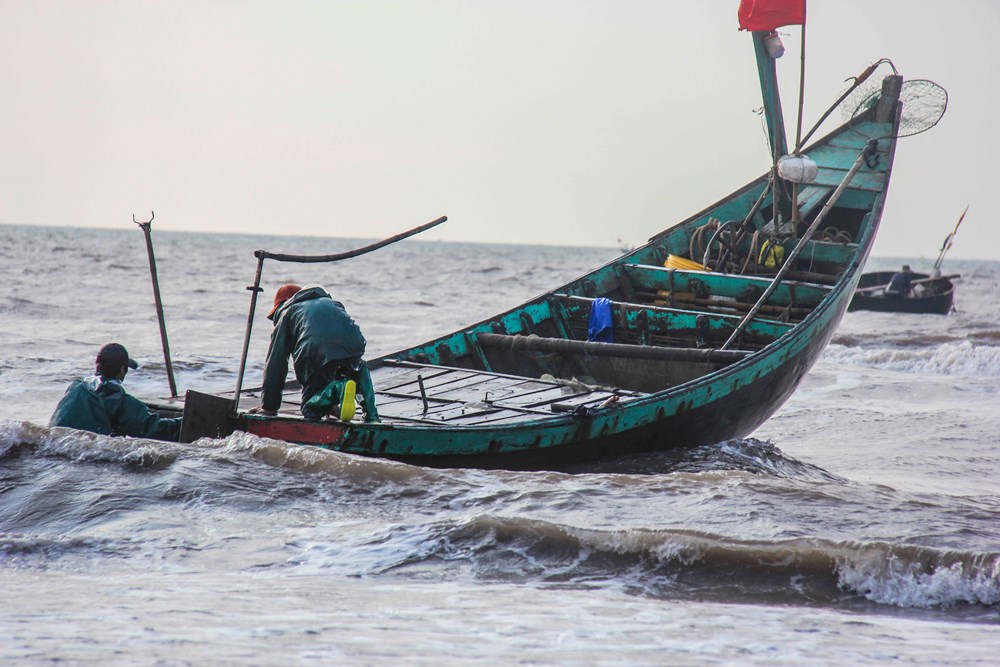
[{"left": 855, "top": 273, "right": 960, "bottom": 295}]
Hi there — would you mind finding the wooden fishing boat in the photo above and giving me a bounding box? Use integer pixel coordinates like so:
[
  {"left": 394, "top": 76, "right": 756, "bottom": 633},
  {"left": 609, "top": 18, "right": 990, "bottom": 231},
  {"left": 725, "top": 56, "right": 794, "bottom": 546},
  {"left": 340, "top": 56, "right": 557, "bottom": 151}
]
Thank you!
[
  {"left": 850, "top": 270, "right": 957, "bottom": 315},
  {"left": 144, "top": 19, "right": 946, "bottom": 470}
]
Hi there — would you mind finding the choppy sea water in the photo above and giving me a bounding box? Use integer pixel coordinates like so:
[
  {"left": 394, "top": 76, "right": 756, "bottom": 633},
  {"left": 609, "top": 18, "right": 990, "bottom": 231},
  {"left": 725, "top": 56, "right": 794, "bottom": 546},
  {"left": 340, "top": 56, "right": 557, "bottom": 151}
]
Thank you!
[{"left": 1, "top": 224, "right": 998, "bottom": 665}]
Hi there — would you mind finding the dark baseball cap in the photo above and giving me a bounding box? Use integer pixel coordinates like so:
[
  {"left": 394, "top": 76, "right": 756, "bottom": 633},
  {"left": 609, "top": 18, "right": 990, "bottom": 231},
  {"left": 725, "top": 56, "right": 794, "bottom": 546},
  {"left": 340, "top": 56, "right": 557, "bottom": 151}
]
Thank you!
[{"left": 96, "top": 343, "right": 139, "bottom": 370}]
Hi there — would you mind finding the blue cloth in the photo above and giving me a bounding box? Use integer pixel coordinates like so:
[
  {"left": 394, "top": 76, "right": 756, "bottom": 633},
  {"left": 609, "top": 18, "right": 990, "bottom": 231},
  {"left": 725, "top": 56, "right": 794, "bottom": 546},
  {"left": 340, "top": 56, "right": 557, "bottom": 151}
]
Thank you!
[{"left": 587, "top": 298, "right": 614, "bottom": 343}]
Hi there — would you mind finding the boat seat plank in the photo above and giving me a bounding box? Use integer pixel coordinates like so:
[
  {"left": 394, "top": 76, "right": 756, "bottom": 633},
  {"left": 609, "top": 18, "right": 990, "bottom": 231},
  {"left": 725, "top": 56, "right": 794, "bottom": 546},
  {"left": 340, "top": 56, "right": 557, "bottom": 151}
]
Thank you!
[
  {"left": 793, "top": 184, "right": 832, "bottom": 219},
  {"left": 797, "top": 239, "right": 858, "bottom": 265},
  {"left": 489, "top": 385, "right": 597, "bottom": 409},
  {"left": 374, "top": 358, "right": 645, "bottom": 424},
  {"left": 373, "top": 365, "right": 462, "bottom": 392},
  {"left": 394, "top": 301, "right": 557, "bottom": 367},
  {"left": 433, "top": 387, "right": 627, "bottom": 425},
  {"left": 823, "top": 124, "right": 893, "bottom": 149},
  {"left": 431, "top": 376, "right": 558, "bottom": 402},
  {"left": 807, "top": 144, "right": 891, "bottom": 171},
  {"left": 390, "top": 393, "right": 568, "bottom": 423},
  {"left": 379, "top": 363, "right": 546, "bottom": 398},
  {"left": 620, "top": 265, "right": 830, "bottom": 307},
  {"left": 372, "top": 369, "right": 510, "bottom": 411},
  {"left": 812, "top": 167, "right": 885, "bottom": 192},
  {"left": 552, "top": 294, "right": 792, "bottom": 343},
  {"left": 758, "top": 184, "right": 832, "bottom": 233},
  {"left": 388, "top": 369, "right": 495, "bottom": 395},
  {"left": 826, "top": 135, "right": 894, "bottom": 154},
  {"left": 477, "top": 332, "right": 750, "bottom": 365}
]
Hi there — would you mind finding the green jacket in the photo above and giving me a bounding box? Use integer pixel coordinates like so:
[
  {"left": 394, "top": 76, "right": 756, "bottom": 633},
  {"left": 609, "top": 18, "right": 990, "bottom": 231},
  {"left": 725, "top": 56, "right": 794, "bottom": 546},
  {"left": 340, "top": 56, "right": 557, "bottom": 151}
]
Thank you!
[
  {"left": 261, "top": 286, "right": 366, "bottom": 411},
  {"left": 49, "top": 376, "right": 182, "bottom": 441}
]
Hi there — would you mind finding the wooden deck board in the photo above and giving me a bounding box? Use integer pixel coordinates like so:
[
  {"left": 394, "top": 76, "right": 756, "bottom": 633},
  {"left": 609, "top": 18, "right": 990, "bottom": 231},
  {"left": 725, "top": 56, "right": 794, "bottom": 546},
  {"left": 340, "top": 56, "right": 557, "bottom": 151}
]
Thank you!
[{"left": 367, "top": 358, "right": 644, "bottom": 425}]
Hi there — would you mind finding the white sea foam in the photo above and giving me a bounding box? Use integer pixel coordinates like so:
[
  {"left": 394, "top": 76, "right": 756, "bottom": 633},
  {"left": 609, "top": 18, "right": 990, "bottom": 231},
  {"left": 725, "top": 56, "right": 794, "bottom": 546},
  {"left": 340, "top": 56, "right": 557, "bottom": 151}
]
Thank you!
[
  {"left": 838, "top": 553, "right": 1000, "bottom": 608},
  {"left": 0, "top": 419, "right": 177, "bottom": 468},
  {"left": 824, "top": 340, "right": 1000, "bottom": 376}
]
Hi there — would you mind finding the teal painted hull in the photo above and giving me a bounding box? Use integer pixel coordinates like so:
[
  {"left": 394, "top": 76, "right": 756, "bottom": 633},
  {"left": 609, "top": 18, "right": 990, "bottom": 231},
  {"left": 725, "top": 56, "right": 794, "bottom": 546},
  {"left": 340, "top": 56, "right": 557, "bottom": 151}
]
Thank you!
[{"left": 150, "top": 42, "right": 910, "bottom": 469}]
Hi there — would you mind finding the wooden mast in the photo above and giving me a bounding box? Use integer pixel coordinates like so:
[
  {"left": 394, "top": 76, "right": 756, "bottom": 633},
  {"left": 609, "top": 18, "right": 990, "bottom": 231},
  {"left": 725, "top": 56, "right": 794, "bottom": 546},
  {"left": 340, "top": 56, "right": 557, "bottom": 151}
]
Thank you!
[{"left": 751, "top": 31, "right": 788, "bottom": 162}]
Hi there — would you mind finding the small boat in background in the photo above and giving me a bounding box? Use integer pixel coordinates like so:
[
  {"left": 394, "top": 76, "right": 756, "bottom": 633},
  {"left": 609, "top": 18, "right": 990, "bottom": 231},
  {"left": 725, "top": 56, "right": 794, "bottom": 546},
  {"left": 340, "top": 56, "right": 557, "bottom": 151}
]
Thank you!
[
  {"left": 850, "top": 270, "right": 957, "bottom": 315},
  {"left": 850, "top": 206, "right": 966, "bottom": 315}
]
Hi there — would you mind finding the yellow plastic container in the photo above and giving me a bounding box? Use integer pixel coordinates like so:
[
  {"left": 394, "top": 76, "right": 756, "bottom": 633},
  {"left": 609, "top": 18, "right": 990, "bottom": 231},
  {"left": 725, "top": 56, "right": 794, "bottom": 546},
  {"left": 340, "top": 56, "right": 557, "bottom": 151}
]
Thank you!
[{"left": 664, "top": 254, "right": 707, "bottom": 271}]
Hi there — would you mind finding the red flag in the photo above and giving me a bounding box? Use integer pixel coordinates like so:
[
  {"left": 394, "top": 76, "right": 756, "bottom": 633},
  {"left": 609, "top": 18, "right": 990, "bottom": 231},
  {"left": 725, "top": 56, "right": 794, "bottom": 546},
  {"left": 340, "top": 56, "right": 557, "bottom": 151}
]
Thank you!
[{"left": 738, "top": 0, "right": 806, "bottom": 31}]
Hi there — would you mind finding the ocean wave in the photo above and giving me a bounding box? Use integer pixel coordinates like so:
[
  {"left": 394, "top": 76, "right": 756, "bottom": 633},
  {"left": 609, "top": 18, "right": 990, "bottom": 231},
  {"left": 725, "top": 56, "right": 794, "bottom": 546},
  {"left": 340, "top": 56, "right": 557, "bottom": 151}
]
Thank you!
[
  {"left": 0, "top": 423, "right": 487, "bottom": 509},
  {"left": 578, "top": 438, "right": 844, "bottom": 482},
  {"left": 824, "top": 340, "right": 1000, "bottom": 377},
  {"left": 294, "top": 514, "right": 1000, "bottom": 610},
  {"left": 0, "top": 420, "right": 178, "bottom": 469},
  {"left": 968, "top": 330, "right": 1000, "bottom": 344},
  {"left": 0, "top": 421, "right": 392, "bottom": 478},
  {"left": 0, "top": 533, "right": 135, "bottom": 567},
  {"left": 211, "top": 431, "right": 439, "bottom": 487},
  {"left": 836, "top": 542, "right": 1000, "bottom": 608},
  {"left": 687, "top": 439, "right": 844, "bottom": 482}
]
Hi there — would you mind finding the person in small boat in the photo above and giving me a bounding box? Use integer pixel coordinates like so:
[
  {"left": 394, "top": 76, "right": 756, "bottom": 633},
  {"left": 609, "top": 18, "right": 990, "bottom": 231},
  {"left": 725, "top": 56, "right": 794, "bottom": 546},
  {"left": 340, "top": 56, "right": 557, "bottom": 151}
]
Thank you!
[
  {"left": 250, "top": 284, "right": 379, "bottom": 422},
  {"left": 49, "top": 342, "right": 182, "bottom": 440},
  {"left": 885, "top": 265, "right": 914, "bottom": 298}
]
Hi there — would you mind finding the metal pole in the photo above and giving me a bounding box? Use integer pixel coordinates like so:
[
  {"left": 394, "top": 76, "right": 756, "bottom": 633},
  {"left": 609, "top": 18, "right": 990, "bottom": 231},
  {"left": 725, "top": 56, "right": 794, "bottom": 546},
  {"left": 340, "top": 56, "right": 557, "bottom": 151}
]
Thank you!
[
  {"left": 134, "top": 212, "right": 178, "bottom": 397},
  {"left": 233, "top": 254, "right": 265, "bottom": 410},
  {"left": 794, "top": 23, "right": 806, "bottom": 154}
]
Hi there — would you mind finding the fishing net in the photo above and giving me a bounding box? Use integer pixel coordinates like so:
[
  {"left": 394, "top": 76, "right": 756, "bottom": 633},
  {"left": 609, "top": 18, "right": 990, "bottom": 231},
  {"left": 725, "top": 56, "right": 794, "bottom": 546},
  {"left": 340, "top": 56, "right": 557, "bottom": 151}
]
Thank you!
[{"left": 843, "top": 77, "right": 948, "bottom": 137}]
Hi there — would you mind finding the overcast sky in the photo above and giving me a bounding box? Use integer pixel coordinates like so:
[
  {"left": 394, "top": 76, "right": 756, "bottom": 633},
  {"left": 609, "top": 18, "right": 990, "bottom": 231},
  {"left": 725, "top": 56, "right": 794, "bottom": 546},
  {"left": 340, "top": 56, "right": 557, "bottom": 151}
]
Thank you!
[{"left": 2, "top": 1, "right": 996, "bottom": 259}]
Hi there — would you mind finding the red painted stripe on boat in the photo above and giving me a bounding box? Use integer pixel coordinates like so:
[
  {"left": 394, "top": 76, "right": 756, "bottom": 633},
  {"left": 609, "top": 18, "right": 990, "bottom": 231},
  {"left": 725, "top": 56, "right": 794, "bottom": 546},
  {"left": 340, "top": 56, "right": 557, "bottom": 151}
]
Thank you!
[{"left": 246, "top": 418, "right": 348, "bottom": 445}]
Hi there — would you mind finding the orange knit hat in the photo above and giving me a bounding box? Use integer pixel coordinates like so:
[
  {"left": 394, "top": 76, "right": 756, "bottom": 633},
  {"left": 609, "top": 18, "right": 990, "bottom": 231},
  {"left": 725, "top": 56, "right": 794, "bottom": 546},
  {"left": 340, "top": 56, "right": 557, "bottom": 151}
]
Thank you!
[{"left": 267, "top": 284, "right": 301, "bottom": 319}]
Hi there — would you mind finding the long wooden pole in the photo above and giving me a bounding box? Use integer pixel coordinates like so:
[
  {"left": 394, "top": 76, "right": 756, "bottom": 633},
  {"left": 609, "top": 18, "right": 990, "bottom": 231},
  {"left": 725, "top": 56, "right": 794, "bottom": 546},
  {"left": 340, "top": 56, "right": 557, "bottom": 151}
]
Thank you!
[
  {"left": 790, "top": 24, "right": 807, "bottom": 227},
  {"left": 752, "top": 32, "right": 788, "bottom": 161},
  {"left": 794, "top": 23, "right": 806, "bottom": 153},
  {"left": 721, "top": 142, "right": 876, "bottom": 350},
  {"left": 134, "top": 212, "right": 178, "bottom": 398},
  {"left": 256, "top": 216, "right": 446, "bottom": 263},
  {"left": 233, "top": 254, "right": 265, "bottom": 409},
  {"left": 933, "top": 205, "right": 968, "bottom": 271},
  {"left": 477, "top": 333, "right": 750, "bottom": 365}
]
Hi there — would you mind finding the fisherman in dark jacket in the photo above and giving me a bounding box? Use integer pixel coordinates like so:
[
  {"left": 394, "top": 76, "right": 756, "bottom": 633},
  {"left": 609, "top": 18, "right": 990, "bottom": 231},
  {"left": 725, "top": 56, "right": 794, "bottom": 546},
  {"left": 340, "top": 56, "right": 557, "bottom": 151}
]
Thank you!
[
  {"left": 886, "top": 264, "right": 914, "bottom": 298},
  {"left": 49, "top": 343, "right": 182, "bottom": 441},
  {"left": 251, "top": 284, "right": 379, "bottom": 422}
]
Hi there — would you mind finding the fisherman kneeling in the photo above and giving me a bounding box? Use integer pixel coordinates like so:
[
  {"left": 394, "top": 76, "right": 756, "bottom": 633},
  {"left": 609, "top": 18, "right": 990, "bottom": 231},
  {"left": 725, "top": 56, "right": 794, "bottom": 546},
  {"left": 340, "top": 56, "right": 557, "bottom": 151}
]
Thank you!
[
  {"left": 49, "top": 343, "right": 182, "bottom": 441},
  {"left": 250, "top": 284, "right": 379, "bottom": 422}
]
